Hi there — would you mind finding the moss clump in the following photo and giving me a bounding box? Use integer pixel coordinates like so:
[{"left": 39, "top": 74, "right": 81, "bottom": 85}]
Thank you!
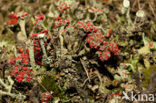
[
  {"left": 41, "top": 75, "right": 65, "bottom": 98},
  {"left": 142, "top": 66, "right": 156, "bottom": 88}
]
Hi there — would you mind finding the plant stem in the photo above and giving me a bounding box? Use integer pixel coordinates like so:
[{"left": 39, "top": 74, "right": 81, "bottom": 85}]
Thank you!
[
  {"left": 19, "top": 19, "right": 27, "bottom": 40},
  {"left": 28, "top": 40, "right": 36, "bottom": 68}
]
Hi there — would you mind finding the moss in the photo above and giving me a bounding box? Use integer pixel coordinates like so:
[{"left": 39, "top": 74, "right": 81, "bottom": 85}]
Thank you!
[
  {"left": 142, "top": 66, "right": 156, "bottom": 88},
  {"left": 41, "top": 75, "right": 65, "bottom": 98},
  {"left": 76, "top": 62, "right": 83, "bottom": 71}
]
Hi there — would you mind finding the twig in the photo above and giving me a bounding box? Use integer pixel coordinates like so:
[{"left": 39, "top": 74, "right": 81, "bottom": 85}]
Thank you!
[
  {"left": 80, "top": 58, "right": 90, "bottom": 82},
  {"left": 94, "top": 70, "right": 102, "bottom": 86},
  {"left": 82, "top": 74, "right": 97, "bottom": 86}
]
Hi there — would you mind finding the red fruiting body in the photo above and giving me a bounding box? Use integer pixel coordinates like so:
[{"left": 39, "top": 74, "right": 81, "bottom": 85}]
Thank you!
[
  {"left": 22, "top": 67, "right": 28, "bottom": 71},
  {"left": 41, "top": 92, "right": 51, "bottom": 103},
  {"left": 9, "top": 47, "right": 33, "bottom": 83},
  {"left": 57, "top": 16, "right": 61, "bottom": 20},
  {"left": 54, "top": 16, "right": 70, "bottom": 28},
  {"left": 76, "top": 21, "right": 98, "bottom": 33},
  {"left": 8, "top": 11, "right": 28, "bottom": 26},
  {"left": 17, "top": 11, "right": 28, "bottom": 19},
  {"left": 9, "top": 51, "right": 33, "bottom": 82},
  {"left": 108, "top": 29, "right": 112, "bottom": 34},
  {"left": 89, "top": 7, "right": 104, "bottom": 14},
  {"left": 116, "top": 94, "right": 121, "bottom": 97},
  {"left": 16, "top": 75, "right": 23, "bottom": 82},
  {"left": 106, "top": 29, "right": 112, "bottom": 37},
  {"left": 149, "top": 42, "right": 154, "bottom": 48},
  {"left": 8, "top": 13, "right": 18, "bottom": 26},
  {"left": 75, "top": 21, "right": 120, "bottom": 61},
  {"left": 31, "top": 30, "right": 50, "bottom": 66},
  {"left": 57, "top": 1, "right": 70, "bottom": 13},
  {"left": 18, "top": 48, "right": 23, "bottom": 53},
  {"left": 34, "top": 13, "right": 45, "bottom": 25},
  {"left": 91, "top": 8, "right": 95, "bottom": 12},
  {"left": 97, "top": 9, "right": 104, "bottom": 13}
]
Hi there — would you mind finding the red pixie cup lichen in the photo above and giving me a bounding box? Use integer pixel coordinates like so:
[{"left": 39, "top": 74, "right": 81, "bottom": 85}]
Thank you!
[
  {"left": 7, "top": 13, "right": 18, "bottom": 26},
  {"left": 9, "top": 49, "right": 33, "bottom": 83},
  {"left": 34, "top": 13, "right": 45, "bottom": 26},
  {"left": 8, "top": 11, "right": 28, "bottom": 26},
  {"left": 77, "top": 20, "right": 120, "bottom": 61},
  {"left": 57, "top": 1, "right": 70, "bottom": 13},
  {"left": 41, "top": 92, "right": 51, "bottom": 103},
  {"left": 31, "top": 30, "right": 50, "bottom": 66},
  {"left": 17, "top": 11, "right": 28, "bottom": 19}
]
